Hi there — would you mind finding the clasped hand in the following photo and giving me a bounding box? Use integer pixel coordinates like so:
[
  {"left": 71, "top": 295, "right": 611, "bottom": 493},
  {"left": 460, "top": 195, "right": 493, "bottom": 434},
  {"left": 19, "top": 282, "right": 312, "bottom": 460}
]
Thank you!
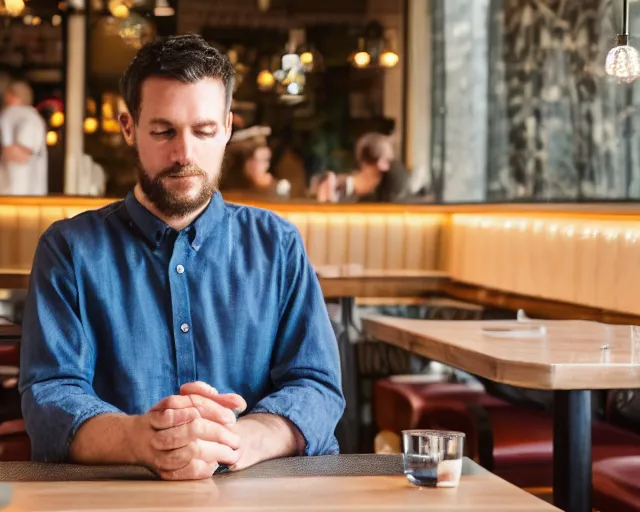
[{"left": 132, "top": 381, "right": 247, "bottom": 480}]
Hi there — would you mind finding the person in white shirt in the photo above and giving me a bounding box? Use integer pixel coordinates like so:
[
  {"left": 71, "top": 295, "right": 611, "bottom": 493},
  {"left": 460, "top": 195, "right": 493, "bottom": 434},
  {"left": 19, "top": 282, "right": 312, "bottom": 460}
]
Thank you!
[{"left": 0, "top": 80, "right": 48, "bottom": 195}]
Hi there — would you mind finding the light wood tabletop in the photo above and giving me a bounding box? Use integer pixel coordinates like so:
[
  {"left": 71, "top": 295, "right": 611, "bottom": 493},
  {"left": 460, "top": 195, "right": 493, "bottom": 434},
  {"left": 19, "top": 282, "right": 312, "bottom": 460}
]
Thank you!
[
  {"left": 315, "top": 266, "right": 450, "bottom": 298},
  {"left": 361, "top": 317, "right": 640, "bottom": 390},
  {"left": 0, "top": 459, "right": 559, "bottom": 512}
]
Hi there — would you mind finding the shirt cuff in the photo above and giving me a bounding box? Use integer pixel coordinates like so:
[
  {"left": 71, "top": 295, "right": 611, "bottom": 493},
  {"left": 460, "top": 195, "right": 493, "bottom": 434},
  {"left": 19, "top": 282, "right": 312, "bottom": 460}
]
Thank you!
[{"left": 250, "top": 392, "right": 341, "bottom": 456}]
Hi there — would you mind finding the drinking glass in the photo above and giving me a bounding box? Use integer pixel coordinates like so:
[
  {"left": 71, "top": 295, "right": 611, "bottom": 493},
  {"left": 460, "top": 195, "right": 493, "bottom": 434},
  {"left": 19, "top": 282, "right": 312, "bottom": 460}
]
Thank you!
[{"left": 402, "top": 430, "right": 465, "bottom": 488}]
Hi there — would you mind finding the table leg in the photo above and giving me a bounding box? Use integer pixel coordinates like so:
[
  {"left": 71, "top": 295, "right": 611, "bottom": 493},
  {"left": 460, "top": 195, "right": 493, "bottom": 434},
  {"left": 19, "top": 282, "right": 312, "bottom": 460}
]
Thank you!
[
  {"left": 335, "top": 296, "right": 360, "bottom": 454},
  {"left": 553, "top": 390, "right": 591, "bottom": 512}
]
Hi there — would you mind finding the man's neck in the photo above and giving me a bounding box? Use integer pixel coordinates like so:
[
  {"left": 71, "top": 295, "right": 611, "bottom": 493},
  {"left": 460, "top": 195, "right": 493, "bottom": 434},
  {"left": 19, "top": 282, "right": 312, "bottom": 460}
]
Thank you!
[{"left": 133, "top": 184, "right": 210, "bottom": 232}]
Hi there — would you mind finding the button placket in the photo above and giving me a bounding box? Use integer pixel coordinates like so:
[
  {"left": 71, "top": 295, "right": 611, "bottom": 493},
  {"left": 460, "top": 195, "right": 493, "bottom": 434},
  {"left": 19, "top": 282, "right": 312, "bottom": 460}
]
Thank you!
[{"left": 169, "top": 232, "right": 197, "bottom": 385}]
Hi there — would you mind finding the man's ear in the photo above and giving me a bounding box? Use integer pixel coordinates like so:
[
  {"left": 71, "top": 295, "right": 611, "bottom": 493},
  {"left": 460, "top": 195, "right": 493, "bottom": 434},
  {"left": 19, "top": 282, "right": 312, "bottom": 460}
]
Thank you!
[
  {"left": 119, "top": 112, "right": 135, "bottom": 146},
  {"left": 224, "top": 111, "right": 233, "bottom": 143}
]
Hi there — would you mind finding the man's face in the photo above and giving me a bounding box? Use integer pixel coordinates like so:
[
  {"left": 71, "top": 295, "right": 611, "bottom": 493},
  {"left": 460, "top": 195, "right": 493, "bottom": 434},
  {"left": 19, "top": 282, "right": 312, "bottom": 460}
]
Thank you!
[{"left": 120, "top": 77, "right": 232, "bottom": 217}]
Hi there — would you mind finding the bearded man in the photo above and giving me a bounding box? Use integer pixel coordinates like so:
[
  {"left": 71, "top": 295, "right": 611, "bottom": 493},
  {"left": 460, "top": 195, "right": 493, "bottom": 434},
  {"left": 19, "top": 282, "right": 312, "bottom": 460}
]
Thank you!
[{"left": 19, "top": 34, "right": 344, "bottom": 479}]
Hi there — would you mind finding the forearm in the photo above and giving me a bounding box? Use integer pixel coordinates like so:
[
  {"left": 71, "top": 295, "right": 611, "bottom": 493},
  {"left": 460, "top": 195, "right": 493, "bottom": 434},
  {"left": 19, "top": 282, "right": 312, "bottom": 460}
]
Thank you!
[
  {"left": 69, "top": 413, "right": 139, "bottom": 465},
  {"left": 231, "top": 413, "right": 305, "bottom": 471},
  {"left": 3, "top": 144, "right": 32, "bottom": 163}
]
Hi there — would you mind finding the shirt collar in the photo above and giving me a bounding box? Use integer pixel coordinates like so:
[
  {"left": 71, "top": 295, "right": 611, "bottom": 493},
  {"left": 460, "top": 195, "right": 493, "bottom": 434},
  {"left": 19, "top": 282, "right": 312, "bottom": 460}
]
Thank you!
[{"left": 122, "top": 190, "right": 225, "bottom": 250}]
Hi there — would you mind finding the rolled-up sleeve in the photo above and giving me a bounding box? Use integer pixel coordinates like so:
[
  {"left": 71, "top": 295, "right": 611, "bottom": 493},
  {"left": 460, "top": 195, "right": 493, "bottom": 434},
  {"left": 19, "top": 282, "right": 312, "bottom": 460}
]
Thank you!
[
  {"left": 250, "top": 230, "right": 345, "bottom": 455},
  {"left": 18, "top": 226, "right": 122, "bottom": 462}
]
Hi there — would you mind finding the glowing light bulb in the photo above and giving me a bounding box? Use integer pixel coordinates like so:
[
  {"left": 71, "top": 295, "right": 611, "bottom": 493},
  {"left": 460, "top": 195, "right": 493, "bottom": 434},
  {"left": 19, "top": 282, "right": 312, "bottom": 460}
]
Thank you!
[
  {"left": 300, "top": 51, "right": 314, "bottom": 72},
  {"left": 605, "top": 44, "right": 640, "bottom": 83},
  {"left": 108, "top": 0, "right": 130, "bottom": 19},
  {"left": 46, "top": 131, "right": 58, "bottom": 146},
  {"left": 50, "top": 111, "right": 64, "bottom": 128},
  {"left": 84, "top": 117, "right": 98, "bottom": 134},
  {"left": 379, "top": 50, "right": 399, "bottom": 68},
  {"left": 353, "top": 51, "right": 371, "bottom": 68},
  {"left": 4, "top": 0, "right": 25, "bottom": 16},
  {"left": 256, "top": 70, "right": 275, "bottom": 91}
]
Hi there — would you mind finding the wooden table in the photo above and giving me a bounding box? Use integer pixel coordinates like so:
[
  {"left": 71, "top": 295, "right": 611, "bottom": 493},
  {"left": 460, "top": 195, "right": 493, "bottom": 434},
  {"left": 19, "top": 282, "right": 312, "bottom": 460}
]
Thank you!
[
  {"left": 316, "top": 266, "right": 450, "bottom": 299},
  {"left": 0, "top": 269, "right": 29, "bottom": 290},
  {"left": 315, "top": 267, "right": 450, "bottom": 454},
  {"left": 361, "top": 317, "right": 640, "bottom": 512},
  {"left": 0, "top": 455, "right": 559, "bottom": 511}
]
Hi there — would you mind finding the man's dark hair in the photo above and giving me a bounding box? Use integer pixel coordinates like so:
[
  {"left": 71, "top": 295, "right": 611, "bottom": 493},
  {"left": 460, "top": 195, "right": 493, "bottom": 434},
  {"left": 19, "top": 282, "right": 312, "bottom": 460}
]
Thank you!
[{"left": 120, "top": 34, "right": 235, "bottom": 123}]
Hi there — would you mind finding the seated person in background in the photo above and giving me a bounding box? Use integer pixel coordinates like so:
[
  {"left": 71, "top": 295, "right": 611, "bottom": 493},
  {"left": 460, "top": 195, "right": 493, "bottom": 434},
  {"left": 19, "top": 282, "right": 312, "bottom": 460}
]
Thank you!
[
  {"left": 220, "top": 126, "right": 291, "bottom": 198},
  {"left": 19, "top": 34, "right": 344, "bottom": 479},
  {"left": 0, "top": 80, "right": 48, "bottom": 196},
  {"left": 311, "top": 132, "right": 408, "bottom": 203}
]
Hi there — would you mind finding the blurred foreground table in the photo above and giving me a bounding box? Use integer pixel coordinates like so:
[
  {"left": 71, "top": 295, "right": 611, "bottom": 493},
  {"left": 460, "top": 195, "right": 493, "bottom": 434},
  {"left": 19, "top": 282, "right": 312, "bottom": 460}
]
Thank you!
[
  {"left": 0, "top": 455, "right": 558, "bottom": 511},
  {"left": 362, "top": 317, "right": 640, "bottom": 512}
]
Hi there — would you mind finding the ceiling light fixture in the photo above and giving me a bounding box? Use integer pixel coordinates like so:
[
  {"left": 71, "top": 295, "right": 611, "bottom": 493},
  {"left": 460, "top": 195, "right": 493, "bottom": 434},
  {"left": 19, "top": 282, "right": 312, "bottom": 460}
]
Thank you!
[
  {"left": 605, "top": 0, "right": 640, "bottom": 83},
  {"left": 154, "top": 0, "right": 174, "bottom": 17}
]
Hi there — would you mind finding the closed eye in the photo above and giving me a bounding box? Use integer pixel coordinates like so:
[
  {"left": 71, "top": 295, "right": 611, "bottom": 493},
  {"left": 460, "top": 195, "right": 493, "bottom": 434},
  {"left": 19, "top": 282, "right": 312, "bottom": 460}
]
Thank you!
[
  {"left": 150, "top": 129, "right": 174, "bottom": 138},
  {"left": 195, "top": 130, "right": 216, "bottom": 138}
]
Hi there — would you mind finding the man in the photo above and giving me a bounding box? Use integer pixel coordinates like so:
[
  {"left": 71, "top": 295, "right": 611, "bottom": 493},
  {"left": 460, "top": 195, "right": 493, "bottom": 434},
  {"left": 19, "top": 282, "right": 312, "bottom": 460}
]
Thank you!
[
  {"left": 19, "top": 34, "right": 345, "bottom": 479},
  {"left": 0, "top": 79, "right": 48, "bottom": 195}
]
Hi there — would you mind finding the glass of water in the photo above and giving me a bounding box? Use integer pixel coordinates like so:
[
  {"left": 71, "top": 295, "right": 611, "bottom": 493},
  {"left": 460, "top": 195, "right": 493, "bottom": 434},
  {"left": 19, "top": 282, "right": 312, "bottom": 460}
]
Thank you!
[{"left": 402, "top": 430, "right": 465, "bottom": 488}]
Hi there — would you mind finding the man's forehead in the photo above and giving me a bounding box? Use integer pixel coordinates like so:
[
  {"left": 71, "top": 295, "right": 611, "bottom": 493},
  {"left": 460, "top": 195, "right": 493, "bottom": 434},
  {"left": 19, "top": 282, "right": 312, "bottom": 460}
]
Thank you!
[{"left": 139, "top": 77, "right": 226, "bottom": 120}]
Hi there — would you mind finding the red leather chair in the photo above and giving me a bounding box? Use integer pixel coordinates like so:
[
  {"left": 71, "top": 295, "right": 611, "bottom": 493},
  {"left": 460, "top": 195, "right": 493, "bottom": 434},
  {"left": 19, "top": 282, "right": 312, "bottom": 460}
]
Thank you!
[
  {"left": 593, "top": 455, "right": 640, "bottom": 512},
  {"left": 0, "top": 324, "right": 30, "bottom": 461},
  {"left": 0, "top": 420, "right": 30, "bottom": 461},
  {"left": 373, "top": 377, "right": 507, "bottom": 437}
]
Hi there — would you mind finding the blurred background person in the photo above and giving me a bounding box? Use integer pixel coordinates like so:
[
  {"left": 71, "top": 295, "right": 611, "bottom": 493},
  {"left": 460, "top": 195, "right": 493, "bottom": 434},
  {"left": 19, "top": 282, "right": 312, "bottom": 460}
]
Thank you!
[
  {"left": 0, "top": 80, "right": 48, "bottom": 196},
  {"left": 311, "top": 132, "right": 409, "bottom": 203},
  {"left": 220, "top": 125, "right": 291, "bottom": 198}
]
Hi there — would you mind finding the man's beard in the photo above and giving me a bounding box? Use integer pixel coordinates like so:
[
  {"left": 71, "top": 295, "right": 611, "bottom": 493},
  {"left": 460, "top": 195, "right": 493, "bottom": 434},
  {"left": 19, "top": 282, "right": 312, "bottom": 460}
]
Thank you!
[{"left": 138, "top": 162, "right": 219, "bottom": 218}]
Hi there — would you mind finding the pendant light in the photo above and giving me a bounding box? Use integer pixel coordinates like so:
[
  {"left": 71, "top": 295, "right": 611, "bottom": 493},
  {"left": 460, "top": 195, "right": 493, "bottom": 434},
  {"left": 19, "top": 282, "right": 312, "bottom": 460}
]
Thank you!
[{"left": 605, "top": 0, "right": 640, "bottom": 83}]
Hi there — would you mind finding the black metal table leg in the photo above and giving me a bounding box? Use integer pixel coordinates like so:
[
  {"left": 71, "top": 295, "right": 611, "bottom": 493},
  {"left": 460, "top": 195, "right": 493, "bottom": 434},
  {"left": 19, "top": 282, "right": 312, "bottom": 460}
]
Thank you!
[
  {"left": 335, "top": 296, "right": 360, "bottom": 454},
  {"left": 553, "top": 390, "right": 592, "bottom": 512}
]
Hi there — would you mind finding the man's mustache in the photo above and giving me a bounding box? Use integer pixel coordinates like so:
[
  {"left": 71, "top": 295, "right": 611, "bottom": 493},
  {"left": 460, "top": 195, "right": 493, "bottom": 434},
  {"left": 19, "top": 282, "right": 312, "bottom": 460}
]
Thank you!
[{"left": 158, "top": 164, "right": 206, "bottom": 179}]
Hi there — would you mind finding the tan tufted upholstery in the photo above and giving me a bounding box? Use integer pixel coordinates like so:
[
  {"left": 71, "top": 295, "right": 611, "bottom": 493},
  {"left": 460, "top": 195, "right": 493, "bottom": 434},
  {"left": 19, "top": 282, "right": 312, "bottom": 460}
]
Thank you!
[
  {"left": 2, "top": 198, "right": 640, "bottom": 316},
  {"left": 447, "top": 214, "right": 640, "bottom": 316},
  {"left": 0, "top": 199, "right": 444, "bottom": 272}
]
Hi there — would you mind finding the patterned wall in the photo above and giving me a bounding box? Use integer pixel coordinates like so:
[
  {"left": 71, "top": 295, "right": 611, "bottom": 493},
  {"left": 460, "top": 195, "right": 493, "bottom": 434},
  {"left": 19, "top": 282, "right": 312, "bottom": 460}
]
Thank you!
[{"left": 431, "top": 0, "right": 640, "bottom": 202}]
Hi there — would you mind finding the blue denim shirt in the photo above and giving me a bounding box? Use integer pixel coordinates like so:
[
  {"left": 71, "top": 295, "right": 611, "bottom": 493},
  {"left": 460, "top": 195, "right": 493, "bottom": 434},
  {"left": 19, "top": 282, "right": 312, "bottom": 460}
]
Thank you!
[{"left": 19, "top": 192, "right": 345, "bottom": 462}]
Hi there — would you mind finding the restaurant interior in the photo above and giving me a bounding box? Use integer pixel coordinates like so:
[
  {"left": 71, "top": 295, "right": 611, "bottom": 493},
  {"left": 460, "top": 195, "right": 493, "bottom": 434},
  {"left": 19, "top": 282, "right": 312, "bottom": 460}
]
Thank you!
[{"left": 0, "top": 0, "right": 640, "bottom": 511}]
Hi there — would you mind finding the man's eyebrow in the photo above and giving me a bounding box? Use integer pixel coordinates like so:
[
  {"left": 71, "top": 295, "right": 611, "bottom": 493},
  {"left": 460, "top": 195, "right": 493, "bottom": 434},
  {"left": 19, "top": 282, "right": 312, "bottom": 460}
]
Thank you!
[
  {"left": 192, "top": 119, "right": 218, "bottom": 127},
  {"left": 148, "top": 118, "right": 173, "bottom": 125}
]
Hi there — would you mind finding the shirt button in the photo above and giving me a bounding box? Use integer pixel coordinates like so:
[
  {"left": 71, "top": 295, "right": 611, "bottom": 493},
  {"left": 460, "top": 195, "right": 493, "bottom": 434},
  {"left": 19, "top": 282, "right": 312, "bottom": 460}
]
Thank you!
[
  {"left": 176, "top": 264, "right": 185, "bottom": 274},
  {"left": 180, "top": 323, "right": 189, "bottom": 333}
]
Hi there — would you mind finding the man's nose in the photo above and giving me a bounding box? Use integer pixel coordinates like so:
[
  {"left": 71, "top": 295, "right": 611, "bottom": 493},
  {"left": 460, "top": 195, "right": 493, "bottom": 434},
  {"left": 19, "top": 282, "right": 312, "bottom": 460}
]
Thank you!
[{"left": 170, "top": 133, "right": 195, "bottom": 166}]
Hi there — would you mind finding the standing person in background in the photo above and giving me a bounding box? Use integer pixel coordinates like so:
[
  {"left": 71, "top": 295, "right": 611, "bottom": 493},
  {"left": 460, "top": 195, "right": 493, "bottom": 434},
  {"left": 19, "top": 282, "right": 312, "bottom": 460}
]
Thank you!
[{"left": 0, "top": 80, "right": 48, "bottom": 196}]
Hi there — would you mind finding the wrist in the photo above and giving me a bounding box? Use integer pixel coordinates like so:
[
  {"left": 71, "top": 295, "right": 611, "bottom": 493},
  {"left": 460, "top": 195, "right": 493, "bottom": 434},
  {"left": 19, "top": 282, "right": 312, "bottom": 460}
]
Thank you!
[
  {"left": 232, "top": 413, "right": 304, "bottom": 471},
  {"left": 124, "top": 414, "right": 146, "bottom": 465}
]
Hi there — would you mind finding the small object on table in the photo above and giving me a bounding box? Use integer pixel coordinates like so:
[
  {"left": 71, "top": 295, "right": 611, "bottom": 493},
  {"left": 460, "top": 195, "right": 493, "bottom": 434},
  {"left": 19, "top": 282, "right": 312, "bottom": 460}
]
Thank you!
[
  {"left": 402, "top": 429, "right": 464, "bottom": 488},
  {"left": 481, "top": 323, "right": 546, "bottom": 338}
]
